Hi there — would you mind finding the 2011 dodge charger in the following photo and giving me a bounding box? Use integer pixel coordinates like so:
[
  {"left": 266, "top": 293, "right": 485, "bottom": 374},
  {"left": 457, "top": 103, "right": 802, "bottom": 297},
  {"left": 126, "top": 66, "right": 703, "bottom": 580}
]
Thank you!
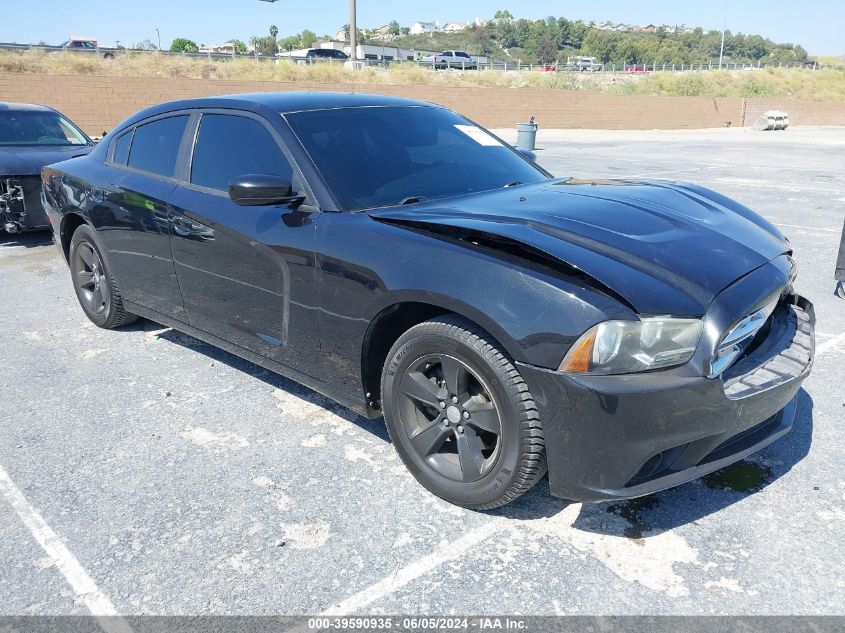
[{"left": 42, "top": 93, "right": 815, "bottom": 509}]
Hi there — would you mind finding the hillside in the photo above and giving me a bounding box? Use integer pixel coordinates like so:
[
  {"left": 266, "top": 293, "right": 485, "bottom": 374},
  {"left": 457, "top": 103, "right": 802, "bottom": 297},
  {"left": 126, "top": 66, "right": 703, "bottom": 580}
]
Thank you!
[{"left": 375, "top": 17, "right": 811, "bottom": 67}]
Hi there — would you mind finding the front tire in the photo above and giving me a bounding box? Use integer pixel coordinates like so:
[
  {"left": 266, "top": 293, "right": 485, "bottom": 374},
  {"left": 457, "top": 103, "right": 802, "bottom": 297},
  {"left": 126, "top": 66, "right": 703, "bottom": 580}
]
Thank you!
[
  {"left": 69, "top": 224, "right": 138, "bottom": 329},
  {"left": 381, "top": 316, "right": 546, "bottom": 510}
]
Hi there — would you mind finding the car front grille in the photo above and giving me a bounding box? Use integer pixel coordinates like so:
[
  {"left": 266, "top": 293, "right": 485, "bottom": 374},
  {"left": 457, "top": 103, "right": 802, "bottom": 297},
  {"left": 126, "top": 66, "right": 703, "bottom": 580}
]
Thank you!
[{"left": 709, "top": 296, "right": 780, "bottom": 377}]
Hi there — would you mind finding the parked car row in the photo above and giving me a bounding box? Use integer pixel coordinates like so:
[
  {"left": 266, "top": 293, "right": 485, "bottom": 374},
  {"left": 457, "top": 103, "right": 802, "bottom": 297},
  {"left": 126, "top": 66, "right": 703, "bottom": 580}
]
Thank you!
[{"left": 3, "top": 94, "right": 815, "bottom": 509}]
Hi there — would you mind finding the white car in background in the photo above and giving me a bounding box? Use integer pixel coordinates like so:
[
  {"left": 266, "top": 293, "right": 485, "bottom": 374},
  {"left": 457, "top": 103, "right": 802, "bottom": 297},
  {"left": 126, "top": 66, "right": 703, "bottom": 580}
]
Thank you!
[
  {"left": 422, "top": 50, "right": 478, "bottom": 70},
  {"left": 568, "top": 55, "right": 603, "bottom": 72},
  {"left": 60, "top": 36, "right": 117, "bottom": 59}
]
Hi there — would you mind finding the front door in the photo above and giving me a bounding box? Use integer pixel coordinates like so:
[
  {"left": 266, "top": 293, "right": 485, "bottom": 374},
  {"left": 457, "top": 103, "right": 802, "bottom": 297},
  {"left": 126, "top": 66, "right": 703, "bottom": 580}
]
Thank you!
[{"left": 168, "top": 111, "right": 321, "bottom": 376}]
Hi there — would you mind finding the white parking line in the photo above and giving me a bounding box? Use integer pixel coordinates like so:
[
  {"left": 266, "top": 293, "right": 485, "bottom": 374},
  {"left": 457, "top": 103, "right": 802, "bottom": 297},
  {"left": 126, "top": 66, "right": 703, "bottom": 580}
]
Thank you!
[
  {"left": 617, "top": 165, "right": 722, "bottom": 180},
  {"left": 320, "top": 519, "right": 506, "bottom": 615},
  {"left": 773, "top": 222, "right": 842, "bottom": 234},
  {"left": 817, "top": 331, "right": 845, "bottom": 356},
  {"left": 0, "top": 464, "right": 132, "bottom": 633}
]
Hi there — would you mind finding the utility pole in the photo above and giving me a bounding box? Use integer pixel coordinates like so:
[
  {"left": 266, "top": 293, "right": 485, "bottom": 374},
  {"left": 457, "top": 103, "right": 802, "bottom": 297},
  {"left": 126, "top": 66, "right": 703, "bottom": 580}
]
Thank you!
[
  {"left": 155, "top": 28, "right": 161, "bottom": 51},
  {"left": 349, "top": 0, "right": 358, "bottom": 62},
  {"left": 718, "top": 1, "right": 727, "bottom": 70}
]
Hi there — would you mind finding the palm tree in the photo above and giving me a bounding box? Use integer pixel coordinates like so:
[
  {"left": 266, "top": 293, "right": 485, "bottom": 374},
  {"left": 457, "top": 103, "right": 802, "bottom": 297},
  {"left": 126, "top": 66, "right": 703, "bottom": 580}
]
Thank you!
[{"left": 270, "top": 24, "right": 279, "bottom": 55}]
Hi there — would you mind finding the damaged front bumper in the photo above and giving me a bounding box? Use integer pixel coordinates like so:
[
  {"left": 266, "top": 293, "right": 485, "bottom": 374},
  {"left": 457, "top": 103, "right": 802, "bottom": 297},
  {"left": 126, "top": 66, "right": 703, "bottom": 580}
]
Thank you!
[
  {"left": 519, "top": 289, "right": 815, "bottom": 503},
  {"left": 1, "top": 176, "right": 48, "bottom": 233}
]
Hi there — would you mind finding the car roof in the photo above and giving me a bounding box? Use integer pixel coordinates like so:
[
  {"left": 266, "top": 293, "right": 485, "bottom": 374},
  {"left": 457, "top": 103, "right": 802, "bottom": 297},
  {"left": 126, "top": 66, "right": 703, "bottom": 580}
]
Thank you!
[
  {"left": 0, "top": 102, "right": 59, "bottom": 113},
  {"left": 115, "top": 92, "right": 438, "bottom": 129}
]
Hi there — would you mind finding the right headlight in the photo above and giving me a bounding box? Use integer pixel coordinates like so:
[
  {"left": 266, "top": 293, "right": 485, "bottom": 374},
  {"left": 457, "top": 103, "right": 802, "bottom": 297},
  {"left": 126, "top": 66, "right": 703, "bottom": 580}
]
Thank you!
[{"left": 559, "top": 317, "right": 703, "bottom": 375}]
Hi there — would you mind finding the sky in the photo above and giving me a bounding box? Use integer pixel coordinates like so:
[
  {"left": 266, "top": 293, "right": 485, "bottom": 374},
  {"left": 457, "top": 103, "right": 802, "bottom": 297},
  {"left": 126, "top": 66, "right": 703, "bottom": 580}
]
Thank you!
[{"left": 1, "top": 0, "right": 842, "bottom": 55}]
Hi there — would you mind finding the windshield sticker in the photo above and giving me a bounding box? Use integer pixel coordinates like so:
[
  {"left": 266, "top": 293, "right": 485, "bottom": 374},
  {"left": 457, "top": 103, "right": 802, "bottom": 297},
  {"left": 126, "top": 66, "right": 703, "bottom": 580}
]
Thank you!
[{"left": 454, "top": 125, "right": 500, "bottom": 147}]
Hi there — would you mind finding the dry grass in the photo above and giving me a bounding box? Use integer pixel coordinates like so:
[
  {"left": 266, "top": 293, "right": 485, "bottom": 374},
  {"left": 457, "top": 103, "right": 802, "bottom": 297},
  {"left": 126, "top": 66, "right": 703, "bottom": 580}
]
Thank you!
[
  {"left": 607, "top": 67, "right": 845, "bottom": 101},
  {"left": 2, "top": 50, "right": 844, "bottom": 100}
]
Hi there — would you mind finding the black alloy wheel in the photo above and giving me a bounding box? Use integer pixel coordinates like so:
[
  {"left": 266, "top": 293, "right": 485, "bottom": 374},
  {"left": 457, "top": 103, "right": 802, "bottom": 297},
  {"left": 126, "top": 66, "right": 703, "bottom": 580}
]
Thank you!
[
  {"left": 69, "top": 224, "right": 138, "bottom": 329},
  {"left": 397, "top": 353, "right": 503, "bottom": 483},
  {"left": 382, "top": 316, "right": 547, "bottom": 510},
  {"left": 72, "top": 240, "right": 110, "bottom": 317}
]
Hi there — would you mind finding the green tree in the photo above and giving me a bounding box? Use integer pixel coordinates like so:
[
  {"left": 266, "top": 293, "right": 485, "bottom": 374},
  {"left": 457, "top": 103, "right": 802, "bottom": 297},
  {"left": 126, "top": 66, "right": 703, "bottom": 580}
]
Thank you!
[
  {"left": 269, "top": 25, "right": 279, "bottom": 55},
  {"left": 300, "top": 29, "right": 317, "bottom": 48},
  {"left": 388, "top": 20, "right": 401, "bottom": 36},
  {"left": 278, "top": 35, "right": 301, "bottom": 52},
  {"left": 536, "top": 33, "right": 558, "bottom": 63},
  {"left": 471, "top": 24, "right": 494, "bottom": 55},
  {"left": 169, "top": 38, "right": 199, "bottom": 53},
  {"left": 495, "top": 20, "right": 517, "bottom": 48},
  {"left": 249, "top": 35, "right": 277, "bottom": 56},
  {"left": 229, "top": 39, "right": 247, "bottom": 55},
  {"left": 494, "top": 9, "right": 513, "bottom": 20},
  {"left": 134, "top": 39, "right": 158, "bottom": 51}
]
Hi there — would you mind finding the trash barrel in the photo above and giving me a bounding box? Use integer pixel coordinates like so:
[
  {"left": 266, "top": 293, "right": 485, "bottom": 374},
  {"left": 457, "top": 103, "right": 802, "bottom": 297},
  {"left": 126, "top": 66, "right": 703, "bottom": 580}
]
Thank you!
[{"left": 517, "top": 121, "right": 538, "bottom": 151}]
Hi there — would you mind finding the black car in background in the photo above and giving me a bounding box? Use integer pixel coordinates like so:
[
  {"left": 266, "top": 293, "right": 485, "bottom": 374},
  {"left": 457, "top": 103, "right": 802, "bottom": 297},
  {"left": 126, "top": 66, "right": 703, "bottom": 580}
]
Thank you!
[
  {"left": 1, "top": 103, "right": 94, "bottom": 233},
  {"left": 42, "top": 93, "right": 815, "bottom": 509},
  {"left": 304, "top": 49, "right": 349, "bottom": 61}
]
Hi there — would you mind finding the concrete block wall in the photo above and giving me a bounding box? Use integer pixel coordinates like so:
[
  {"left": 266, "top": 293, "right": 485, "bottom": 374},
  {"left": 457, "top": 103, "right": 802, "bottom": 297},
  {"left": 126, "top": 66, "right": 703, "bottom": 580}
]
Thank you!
[{"left": 0, "top": 73, "right": 842, "bottom": 135}]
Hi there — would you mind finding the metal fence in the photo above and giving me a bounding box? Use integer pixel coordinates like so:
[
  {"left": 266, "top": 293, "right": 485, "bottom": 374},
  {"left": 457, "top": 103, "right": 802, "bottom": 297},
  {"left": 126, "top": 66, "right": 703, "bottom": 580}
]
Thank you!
[{"left": 0, "top": 43, "right": 839, "bottom": 73}]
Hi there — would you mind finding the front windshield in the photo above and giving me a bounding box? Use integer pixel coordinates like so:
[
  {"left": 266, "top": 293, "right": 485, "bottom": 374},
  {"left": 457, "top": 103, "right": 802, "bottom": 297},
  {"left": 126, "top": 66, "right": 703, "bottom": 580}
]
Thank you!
[
  {"left": 285, "top": 106, "right": 548, "bottom": 210},
  {"left": 0, "top": 110, "right": 90, "bottom": 147}
]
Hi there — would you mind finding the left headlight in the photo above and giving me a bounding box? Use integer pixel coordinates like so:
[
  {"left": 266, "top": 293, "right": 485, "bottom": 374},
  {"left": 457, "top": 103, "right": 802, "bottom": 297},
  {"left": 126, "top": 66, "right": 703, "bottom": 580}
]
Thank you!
[{"left": 559, "top": 318, "right": 703, "bottom": 375}]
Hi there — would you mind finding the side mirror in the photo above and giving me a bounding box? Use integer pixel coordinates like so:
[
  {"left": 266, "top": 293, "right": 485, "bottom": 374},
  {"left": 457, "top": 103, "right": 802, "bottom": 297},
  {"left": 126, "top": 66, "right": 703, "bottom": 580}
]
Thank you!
[
  {"left": 228, "top": 174, "right": 304, "bottom": 207},
  {"left": 518, "top": 148, "right": 537, "bottom": 162}
]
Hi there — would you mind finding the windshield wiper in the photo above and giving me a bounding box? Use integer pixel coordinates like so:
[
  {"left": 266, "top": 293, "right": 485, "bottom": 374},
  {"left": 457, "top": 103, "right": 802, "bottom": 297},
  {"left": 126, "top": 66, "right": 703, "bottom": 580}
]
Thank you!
[{"left": 398, "top": 196, "right": 426, "bottom": 206}]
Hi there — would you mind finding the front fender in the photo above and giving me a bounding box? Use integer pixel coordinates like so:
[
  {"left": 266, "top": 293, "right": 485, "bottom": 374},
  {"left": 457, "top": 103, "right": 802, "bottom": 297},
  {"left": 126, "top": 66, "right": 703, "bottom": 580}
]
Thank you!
[{"left": 315, "top": 212, "right": 634, "bottom": 398}]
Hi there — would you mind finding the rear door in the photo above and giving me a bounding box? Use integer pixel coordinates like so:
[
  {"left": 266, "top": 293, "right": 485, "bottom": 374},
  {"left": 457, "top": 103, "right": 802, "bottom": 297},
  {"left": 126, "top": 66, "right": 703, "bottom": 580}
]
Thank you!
[
  {"left": 95, "top": 113, "right": 191, "bottom": 321},
  {"left": 168, "top": 110, "right": 321, "bottom": 376}
]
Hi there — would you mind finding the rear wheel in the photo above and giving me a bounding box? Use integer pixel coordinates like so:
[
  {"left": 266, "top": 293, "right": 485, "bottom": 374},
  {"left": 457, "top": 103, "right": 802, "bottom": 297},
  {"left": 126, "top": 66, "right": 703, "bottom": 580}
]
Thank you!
[
  {"left": 69, "top": 224, "right": 138, "bottom": 329},
  {"left": 381, "top": 316, "right": 546, "bottom": 510}
]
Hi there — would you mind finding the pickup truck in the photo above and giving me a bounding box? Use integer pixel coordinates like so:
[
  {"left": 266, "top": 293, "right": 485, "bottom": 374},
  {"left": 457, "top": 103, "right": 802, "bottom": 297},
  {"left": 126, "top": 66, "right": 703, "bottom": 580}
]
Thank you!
[{"left": 422, "top": 50, "right": 477, "bottom": 70}]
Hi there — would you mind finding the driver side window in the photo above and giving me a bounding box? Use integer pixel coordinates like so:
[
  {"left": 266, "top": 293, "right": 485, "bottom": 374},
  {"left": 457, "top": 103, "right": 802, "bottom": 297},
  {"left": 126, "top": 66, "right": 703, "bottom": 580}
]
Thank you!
[{"left": 190, "top": 114, "right": 297, "bottom": 193}]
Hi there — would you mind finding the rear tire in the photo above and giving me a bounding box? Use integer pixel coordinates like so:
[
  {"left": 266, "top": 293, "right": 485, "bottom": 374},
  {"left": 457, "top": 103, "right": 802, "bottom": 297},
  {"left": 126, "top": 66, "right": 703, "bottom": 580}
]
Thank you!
[
  {"left": 381, "top": 315, "right": 546, "bottom": 510},
  {"left": 69, "top": 224, "right": 138, "bottom": 329}
]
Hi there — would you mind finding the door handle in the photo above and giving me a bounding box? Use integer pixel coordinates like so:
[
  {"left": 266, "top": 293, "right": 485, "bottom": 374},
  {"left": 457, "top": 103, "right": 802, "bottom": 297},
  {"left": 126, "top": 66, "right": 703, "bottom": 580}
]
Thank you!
[
  {"left": 172, "top": 216, "right": 192, "bottom": 236},
  {"left": 171, "top": 215, "right": 214, "bottom": 240}
]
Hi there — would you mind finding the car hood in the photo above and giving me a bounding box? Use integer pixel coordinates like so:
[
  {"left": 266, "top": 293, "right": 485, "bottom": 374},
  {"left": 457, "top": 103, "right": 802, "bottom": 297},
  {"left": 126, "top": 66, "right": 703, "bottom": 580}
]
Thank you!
[
  {"left": 368, "top": 178, "right": 790, "bottom": 316},
  {"left": 0, "top": 145, "right": 94, "bottom": 176}
]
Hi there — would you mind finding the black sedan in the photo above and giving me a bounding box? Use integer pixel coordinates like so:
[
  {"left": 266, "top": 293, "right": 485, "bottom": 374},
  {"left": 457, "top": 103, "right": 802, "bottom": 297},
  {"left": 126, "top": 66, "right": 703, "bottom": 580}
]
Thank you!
[
  {"left": 1, "top": 102, "right": 94, "bottom": 233},
  {"left": 41, "top": 93, "right": 815, "bottom": 509}
]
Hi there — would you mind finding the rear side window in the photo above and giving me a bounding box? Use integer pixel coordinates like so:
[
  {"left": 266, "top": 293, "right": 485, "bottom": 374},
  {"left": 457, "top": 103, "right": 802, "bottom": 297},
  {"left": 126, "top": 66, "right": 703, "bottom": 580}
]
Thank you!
[
  {"left": 127, "top": 115, "right": 189, "bottom": 178},
  {"left": 191, "top": 114, "right": 294, "bottom": 192},
  {"left": 111, "top": 130, "right": 132, "bottom": 165}
]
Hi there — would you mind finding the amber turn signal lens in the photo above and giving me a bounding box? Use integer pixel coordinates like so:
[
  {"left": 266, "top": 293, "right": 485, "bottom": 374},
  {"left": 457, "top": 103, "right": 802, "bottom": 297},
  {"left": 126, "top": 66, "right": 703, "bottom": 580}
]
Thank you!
[{"left": 559, "top": 330, "right": 595, "bottom": 373}]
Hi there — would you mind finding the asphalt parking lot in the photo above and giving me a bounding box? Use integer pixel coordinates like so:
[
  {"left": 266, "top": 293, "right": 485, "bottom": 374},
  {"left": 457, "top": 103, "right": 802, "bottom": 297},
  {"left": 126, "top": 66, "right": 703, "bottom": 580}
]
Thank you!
[{"left": 1, "top": 126, "right": 844, "bottom": 618}]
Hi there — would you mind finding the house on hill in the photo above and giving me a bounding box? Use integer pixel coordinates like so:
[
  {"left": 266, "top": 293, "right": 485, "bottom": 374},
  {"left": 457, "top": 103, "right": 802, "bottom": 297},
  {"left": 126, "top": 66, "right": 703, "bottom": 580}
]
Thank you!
[
  {"left": 443, "top": 22, "right": 469, "bottom": 32},
  {"left": 410, "top": 21, "right": 440, "bottom": 35}
]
